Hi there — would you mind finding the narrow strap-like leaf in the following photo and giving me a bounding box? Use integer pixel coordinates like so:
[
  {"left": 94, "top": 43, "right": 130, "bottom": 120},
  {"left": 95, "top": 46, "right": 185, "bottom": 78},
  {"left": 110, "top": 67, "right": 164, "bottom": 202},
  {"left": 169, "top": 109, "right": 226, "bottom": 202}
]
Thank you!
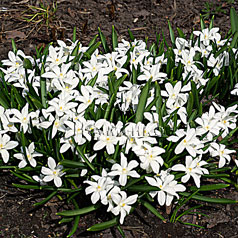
[
  {"left": 34, "top": 190, "right": 58, "bottom": 206},
  {"left": 135, "top": 78, "right": 152, "bottom": 123},
  {"left": 140, "top": 199, "right": 165, "bottom": 221},
  {"left": 57, "top": 204, "right": 101, "bottom": 216},
  {"left": 87, "top": 217, "right": 118, "bottom": 231},
  {"left": 180, "top": 192, "right": 237, "bottom": 204}
]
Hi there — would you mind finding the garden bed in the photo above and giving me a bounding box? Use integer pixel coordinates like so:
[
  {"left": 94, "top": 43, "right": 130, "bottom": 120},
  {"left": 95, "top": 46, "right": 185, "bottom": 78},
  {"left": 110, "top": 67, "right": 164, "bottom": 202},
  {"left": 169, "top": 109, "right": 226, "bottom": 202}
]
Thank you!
[{"left": 0, "top": 0, "right": 238, "bottom": 238}]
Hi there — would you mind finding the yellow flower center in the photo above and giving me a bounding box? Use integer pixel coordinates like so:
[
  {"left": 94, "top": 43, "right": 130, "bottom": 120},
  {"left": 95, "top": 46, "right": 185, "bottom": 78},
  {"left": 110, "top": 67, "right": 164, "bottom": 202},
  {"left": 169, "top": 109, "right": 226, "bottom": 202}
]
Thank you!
[
  {"left": 56, "top": 58, "right": 59, "bottom": 62},
  {"left": 122, "top": 168, "right": 127, "bottom": 174},
  {"left": 0, "top": 144, "right": 3, "bottom": 149}
]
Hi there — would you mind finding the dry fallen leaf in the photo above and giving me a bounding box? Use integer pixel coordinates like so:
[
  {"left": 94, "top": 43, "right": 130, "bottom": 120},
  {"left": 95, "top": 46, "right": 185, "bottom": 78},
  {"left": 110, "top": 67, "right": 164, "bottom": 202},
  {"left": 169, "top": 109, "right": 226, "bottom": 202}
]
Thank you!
[{"left": 6, "top": 30, "right": 26, "bottom": 39}]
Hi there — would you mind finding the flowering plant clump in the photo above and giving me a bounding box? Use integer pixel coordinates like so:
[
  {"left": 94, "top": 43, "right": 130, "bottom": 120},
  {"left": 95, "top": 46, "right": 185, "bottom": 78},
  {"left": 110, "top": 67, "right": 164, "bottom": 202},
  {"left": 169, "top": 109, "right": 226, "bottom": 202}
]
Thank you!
[{"left": 0, "top": 11, "right": 238, "bottom": 236}]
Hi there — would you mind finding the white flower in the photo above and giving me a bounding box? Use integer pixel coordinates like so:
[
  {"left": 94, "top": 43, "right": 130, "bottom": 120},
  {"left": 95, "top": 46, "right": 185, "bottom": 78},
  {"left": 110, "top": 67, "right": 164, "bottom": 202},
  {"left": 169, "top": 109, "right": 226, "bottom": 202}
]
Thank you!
[
  {"left": 1, "top": 50, "right": 26, "bottom": 73},
  {"left": 32, "top": 174, "right": 47, "bottom": 186},
  {"left": 213, "top": 102, "right": 238, "bottom": 138},
  {"left": 46, "top": 46, "right": 67, "bottom": 68},
  {"left": 173, "top": 38, "right": 189, "bottom": 57},
  {"left": 10, "top": 103, "right": 35, "bottom": 133},
  {"left": 180, "top": 48, "right": 198, "bottom": 72},
  {"left": 111, "top": 191, "right": 138, "bottom": 224},
  {"left": 84, "top": 176, "right": 114, "bottom": 204},
  {"left": 82, "top": 54, "right": 108, "bottom": 77},
  {"left": 231, "top": 83, "right": 238, "bottom": 95},
  {"left": 93, "top": 121, "right": 119, "bottom": 155},
  {"left": 209, "top": 143, "right": 236, "bottom": 168},
  {"left": 195, "top": 105, "right": 220, "bottom": 141},
  {"left": 47, "top": 95, "right": 78, "bottom": 117},
  {"left": 0, "top": 110, "right": 18, "bottom": 133},
  {"left": 168, "top": 127, "right": 204, "bottom": 157},
  {"left": 51, "top": 115, "right": 68, "bottom": 139},
  {"left": 193, "top": 28, "right": 220, "bottom": 46},
  {"left": 172, "top": 156, "right": 208, "bottom": 188},
  {"left": 207, "top": 53, "right": 229, "bottom": 76},
  {"left": 138, "top": 144, "right": 165, "bottom": 174},
  {"left": 161, "top": 81, "right": 190, "bottom": 108},
  {"left": 137, "top": 64, "right": 167, "bottom": 83},
  {"left": 14, "top": 142, "right": 43, "bottom": 168},
  {"left": 64, "top": 119, "right": 87, "bottom": 145},
  {"left": 41, "top": 157, "right": 65, "bottom": 187},
  {"left": 109, "top": 153, "right": 140, "bottom": 186},
  {"left": 145, "top": 174, "right": 186, "bottom": 206},
  {"left": 101, "top": 186, "right": 121, "bottom": 212},
  {"left": 0, "top": 134, "right": 18, "bottom": 163},
  {"left": 77, "top": 85, "right": 97, "bottom": 114}
]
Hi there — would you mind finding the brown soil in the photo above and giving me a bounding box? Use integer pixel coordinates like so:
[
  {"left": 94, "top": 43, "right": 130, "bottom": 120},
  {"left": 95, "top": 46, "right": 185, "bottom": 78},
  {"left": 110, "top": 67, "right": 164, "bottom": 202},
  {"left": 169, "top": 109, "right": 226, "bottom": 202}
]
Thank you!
[{"left": 0, "top": 0, "right": 238, "bottom": 237}]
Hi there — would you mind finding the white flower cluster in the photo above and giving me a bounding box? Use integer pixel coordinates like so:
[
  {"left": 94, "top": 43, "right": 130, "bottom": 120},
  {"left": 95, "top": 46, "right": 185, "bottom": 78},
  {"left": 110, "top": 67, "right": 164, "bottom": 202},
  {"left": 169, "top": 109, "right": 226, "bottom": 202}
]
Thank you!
[{"left": 0, "top": 28, "right": 237, "bottom": 224}]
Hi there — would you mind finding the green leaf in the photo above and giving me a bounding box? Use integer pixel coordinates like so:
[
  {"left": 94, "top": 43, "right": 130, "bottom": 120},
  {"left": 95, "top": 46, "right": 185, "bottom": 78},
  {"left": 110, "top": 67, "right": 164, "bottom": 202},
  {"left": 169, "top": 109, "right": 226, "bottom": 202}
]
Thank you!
[
  {"left": 11, "top": 171, "right": 36, "bottom": 184},
  {"left": 59, "top": 217, "right": 74, "bottom": 224},
  {"left": 168, "top": 20, "right": 175, "bottom": 45},
  {"left": 140, "top": 199, "right": 165, "bottom": 221},
  {"left": 135, "top": 78, "right": 152, "bottom": 123},
  {"left": 12, "top": 184, "right": 40, "bottom": 189},
  {"left": 186, "top": 92, "right": 194, "bottom": 118},
  {"left": 87, "top": 218, "right": 118, "bottom": 232},
  {"left": 34, "top": 191, "right": 58, "bottom": 206},
  {"left": 84, "top": 42, "right": 101, "bottom": 59},
  {"left": 104, "top": 93, "right": 116, "bottom": 120},
  {"left": 209, "top": 15, "right": 214, "bottom": 30},
  {"left": 40, "top": 65, "right": 47, "bottom": 108},
  {"left": 230, "top": 7, "right": 238, "bottom": 35},
  {"left": 67, "top": 215, "right": 80, "bottom": 237},
  {"left": 72, "top": 137, "right": 96, "bottom": 172},
  {"left": 127, "top": 184, "right": 160, "bottom": 193},
  {"left": 72, "top": 26, "right": 77, "bottom": 43},
  {"left": 12, "top": 86, "right": 25, "bottom": 107},
  {"left": 230, "top": 31, "right": 238, "bottom": 48},
  {"left": 190, "top": 184, "right": 230, "bottom": 192},
  {"left": 0, "top": 93, "right": 10, "bottom": 109},
  {"left": 200, "top": 14, "right": 205, "bottom": 30},
  {"left": 87, "top": 73, "right": 98, "bottom": 87},
  {"left": 180, "top": 192, "right": 238, "bottom": 204},
  {"left": 59, "top": 160, "right": 87, "bottom": 168},
  {"left": 11, "top": 39, "right": 17, "bottom": 54},
  {"left": 23, "top": 58, "right": 33, "bottom": 70},
  {"left": 112, "top": 25, "right": 118, "bottom": 51},
  {"left": 191, "top": 81, "right": 199, "bottom": 110},
  {"left": 88, "top": 34, "right": 98, "bottom": 47},
  {"left": 128, "top": 29, "right": 135, "bottom": 41},
  {"left": 98, "top": 27, "right": 110, "bottom": 53},
  {"left": 57, "top": 204, "right": 101, "bottom": 217},
  {"left": 177, "top": 27, "right": 185, "bottom": 38}
]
